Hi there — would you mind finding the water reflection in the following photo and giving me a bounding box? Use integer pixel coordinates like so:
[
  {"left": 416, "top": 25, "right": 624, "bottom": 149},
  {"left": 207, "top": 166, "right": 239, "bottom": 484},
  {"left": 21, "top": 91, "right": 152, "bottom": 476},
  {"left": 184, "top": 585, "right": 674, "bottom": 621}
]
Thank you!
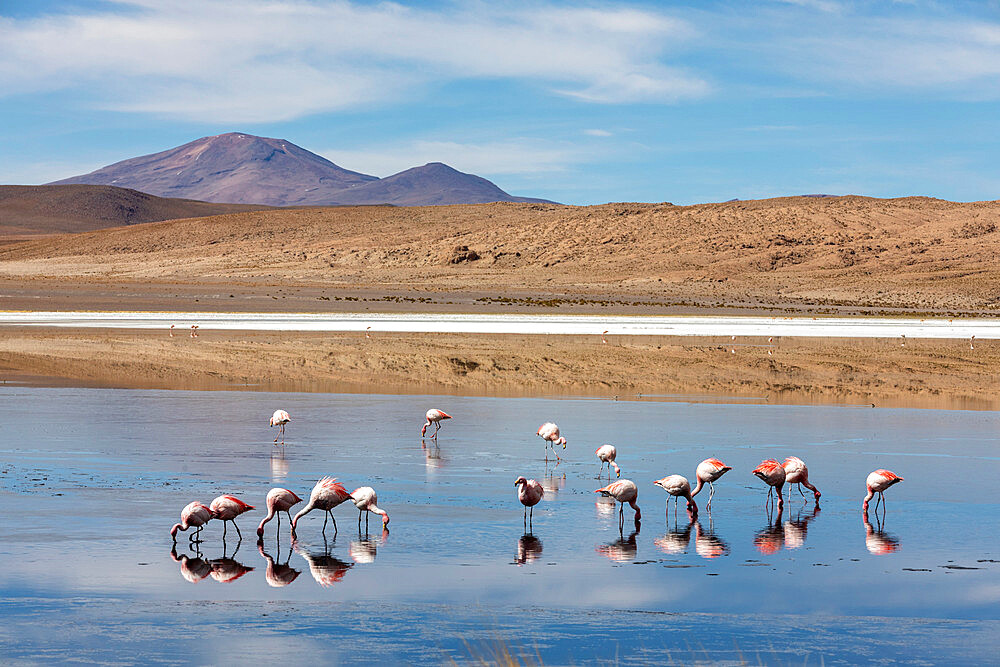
[
  {"left": 863, "top": 513, "right": 901, "bottom": 555},
  {"left": 350, "top": 529, "right": 388, "bottom": 564},
  {"left": 541, "top": 465, "right": 566, "bottom": 500},
  {"left": 694, "top": 519, "right": 730, "bottom": 559},
  {"left": 654, "top": 513, "right": 694, "bottom": 555},
  {"left": 258, "top": 542, "right": 301, "bottom": 587},
  {"left": 514, "top": 533, "right": 543, "bottom": 566},
  {"left": 753, "top": 506, "right": 785, "bottom": 555},
  {"left": 270, "top": 449, "right": 289, "bottom": 482},
  {"left": 421, "top": 439, "right": 443, "bottom": 476},
  {"left": 783, "top": 503, "right": 821, "bottom": 550},
  {"left": 596, "top": 529, "right": 639, "bottom": 563},
  {"left": 171, "top": 546, "right": 213, "bottom": 584},
  {"left": 210, "top": 557, "right": 255, "bottom": 583},
  {"left": 594, "top": 498, "right": 617, "bottom": 519},
  {"left": 295, "top": 540, "right": 353, "bottom": 587}
]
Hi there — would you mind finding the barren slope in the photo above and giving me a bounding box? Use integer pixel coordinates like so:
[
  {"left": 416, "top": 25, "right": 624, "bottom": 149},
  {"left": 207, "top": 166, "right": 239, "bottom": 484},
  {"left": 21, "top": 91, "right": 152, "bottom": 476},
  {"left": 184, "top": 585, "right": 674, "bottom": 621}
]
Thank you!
[{"left": 1, "top": 196, "right": 999, "bottom": 313}]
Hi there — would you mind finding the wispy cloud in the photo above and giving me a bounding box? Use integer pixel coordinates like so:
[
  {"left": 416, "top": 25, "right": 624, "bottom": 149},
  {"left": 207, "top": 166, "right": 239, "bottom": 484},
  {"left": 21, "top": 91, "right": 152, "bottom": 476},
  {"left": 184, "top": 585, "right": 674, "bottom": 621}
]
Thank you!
[
  {"left": 0, "top": 1, "right": 706, "bottom": 122},
  {"left": 584, "top": 129, "right": 614, "bottom": 137}
]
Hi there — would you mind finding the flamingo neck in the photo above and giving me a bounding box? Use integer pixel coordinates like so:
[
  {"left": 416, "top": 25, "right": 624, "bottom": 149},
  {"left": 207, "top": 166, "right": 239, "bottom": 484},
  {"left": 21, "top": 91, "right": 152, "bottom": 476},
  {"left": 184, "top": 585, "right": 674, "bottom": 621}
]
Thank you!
[
  {"left": 170, "top": 523, "right": 183, "bottom": 536},
  {"left": 291, "top": 502, "right": 314, "bottom": 528},
  {"left": 691, "top": 478, "right": 704, "bottom": 497},
  {"left": 257, "top": 505, "right": 277, "bottom": 532}
]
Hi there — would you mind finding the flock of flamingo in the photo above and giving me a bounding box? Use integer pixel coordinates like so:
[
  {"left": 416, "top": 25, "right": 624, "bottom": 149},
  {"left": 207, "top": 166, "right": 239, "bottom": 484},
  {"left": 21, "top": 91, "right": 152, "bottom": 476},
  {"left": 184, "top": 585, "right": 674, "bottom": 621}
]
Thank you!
[{"left": 171, "top": 407, "right": 904, "bottom": 549}]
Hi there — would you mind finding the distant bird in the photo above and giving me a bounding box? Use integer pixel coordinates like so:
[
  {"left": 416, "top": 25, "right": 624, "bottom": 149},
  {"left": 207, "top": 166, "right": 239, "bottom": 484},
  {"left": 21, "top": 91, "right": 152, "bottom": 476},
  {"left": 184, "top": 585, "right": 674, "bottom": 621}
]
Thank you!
[
  {"left": 782, "top": 456, "right": 821, "bottom": 501},
  {"left": 514, "top": 476, "right": 544, "bottom": 529},
  {"left": 190, "top": 325, "right": 199, "bottom": 338},
  {"left": 257, "top": 487, "right": 303, "bottom": 539},
  {"left": 595, "top": 479, "right": 641, "bottom": 527},
  {"left": 971, "top": 335, "right": 976, "bottom": 350},
  {"left": 365, "top": 326, "right": 372, "bottom": 340},
  {"left": 351, "top": 486, "right": 390, "bottom": 531},
  {"left": 752, "top": 459, "right": 786, "bottom": 508},
  {"left": 269, "top": 409, "right": 291, "bottom": 445},
  {"left": 900, "top": 334, "right": 905, "bottom": 347},
  {"left": 421, "top": 409, "right": 452, "bottom": 438},
  {"left": 537, "top": 422, "right": 567, "bottom": 461},
  {"left": 257, "top": 543, "right": 301, "bottom": 587},
  {"left": 653, "top": 475, "right": 698, "bottom": 516},
  {"left": 169, "top": 324, "right": 175, "bottom": 337},
  {"left": 690, "top": 458, "right": 732, "bottom": 509},
  {"left": 170, "top": 501, "right": 213, "bottom": 544},
  {"left": 291, "top": 477, "right": 353, "bottom": 535},
  {"left": 595, "top": 444, "right": 620, "bottom": 478},
  {"left": 863, "top": 469, "right": 903, "bottom": 514},
  {"left": 602, "top": 330, "right": 608, "bottom": 344},
  {"left": 209, "top": 495, "right": 255, "bottom": 540}
]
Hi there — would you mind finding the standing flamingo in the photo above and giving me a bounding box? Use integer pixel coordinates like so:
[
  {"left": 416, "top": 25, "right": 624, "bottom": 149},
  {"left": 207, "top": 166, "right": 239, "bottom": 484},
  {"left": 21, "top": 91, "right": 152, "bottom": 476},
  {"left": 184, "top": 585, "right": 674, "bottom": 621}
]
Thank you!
[
  {"left": 690, "top": 458, "right": 732, "bottom": 509},
  {"left": 782, "top": 456, "right": 821, "bottom": 501},
  {"left": 421, "top": 409, "right": 452, "bottom": 438},
  {"left": 351, "top": 486, "right": 390, "bottom": 531},
  {"left": 602, "top": 330, "right": 608, "bottom": 344},
  {"left": 595, "top": 479, "right": 641, "bottom": 529},
  {"left": 269, "top": 409, "right": 291, "bottom": 444},
  {"left": 514, "top": 476, "right": 544, "bottom": 530},
  {"left": 291, "top": 477, "right": 353, "bottom": 535},
  {"left": 863, "top": 469, "right": 903, "bottom": 514},
  {"left": 653, "top": 475, "right": 698, "bottom": 517},
  {"left": 537, "top": 422, "right": 567, "bottom": 461},
  {"left": 170, "top": 501, "right": 213, "bottom": 544},
  {"left": 209, "top": 495, "right": 255, "bottom": 540},
  {"left": 257, "top": 488, "right": 303, "bottom": 539},
  {"left": 595, "top": 444, "right": 620, "bottom": 478},
  {"left": 752, "top": 459, "right": 786, "bottom": 509}
]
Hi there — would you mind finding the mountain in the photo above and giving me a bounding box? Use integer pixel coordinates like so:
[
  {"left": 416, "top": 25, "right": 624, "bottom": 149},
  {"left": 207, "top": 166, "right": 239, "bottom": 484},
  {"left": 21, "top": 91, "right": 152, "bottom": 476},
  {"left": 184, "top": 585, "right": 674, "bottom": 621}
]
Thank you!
[
  {"left": 50, "top": 133, "right": 552, "bottom": 206},
  {"left": 0, "top": 184, "right": 270, "bottom": 238}
]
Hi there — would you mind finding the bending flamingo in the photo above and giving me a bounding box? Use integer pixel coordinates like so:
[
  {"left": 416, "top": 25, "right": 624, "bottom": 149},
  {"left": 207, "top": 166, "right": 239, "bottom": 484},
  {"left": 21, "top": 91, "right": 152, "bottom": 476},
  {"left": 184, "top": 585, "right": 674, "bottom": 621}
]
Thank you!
[
  {"left": 595, "top": 479, "right": 641, "bottom": 528},
  {"left": 537, "top": 422, "right": 567, "bottom": 461},
  {"left": 595, "top": 444, "right": 620, "bottom": 478},
  {"left": 514, "top": 476, "right": 544, "bottom": 530},
  {"left": 782, "top": 456, "right": 821, "bottom": 501},
  {"left": 422, "top": 409, "right": 452, "bottom": 438},
  {"left": 752, "top": 459, "right": 786, "bottom": 509},
  {"left": 257, "top": 487, "right": 303, "bottom": 539},
  {"left": 653, "top": 475, "right": 698, "bottom": 516},
  {"left": 170, "top": 501, "right": 213, "bottom": 544},
  {"left": 691, "top": 458, "right": 732, "bottom": 509},
  {"left": 269, "top": 409, "right": 291, "bottom": 444},
  {"left": 209, "top": 495, "right": 255, "bottom": 540},
  {"left": 863, "top": 469, "right": 903, "bottom": 514},
  {"left": 351, "top": 486, "right": 390, "bottom": 531},
  {"left": 291, "top": 477, "right": 353, "bottom": 535}
]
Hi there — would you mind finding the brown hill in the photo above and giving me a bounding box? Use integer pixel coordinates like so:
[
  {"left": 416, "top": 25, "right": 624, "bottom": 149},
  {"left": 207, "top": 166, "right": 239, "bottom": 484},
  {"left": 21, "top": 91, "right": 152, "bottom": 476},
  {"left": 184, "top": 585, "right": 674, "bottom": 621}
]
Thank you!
[
  {"left": 0, "top": 184, "right": 270, "bottom": 238},
  {"left": 1, "top": 195, "right": 999, "bottom": 313}
]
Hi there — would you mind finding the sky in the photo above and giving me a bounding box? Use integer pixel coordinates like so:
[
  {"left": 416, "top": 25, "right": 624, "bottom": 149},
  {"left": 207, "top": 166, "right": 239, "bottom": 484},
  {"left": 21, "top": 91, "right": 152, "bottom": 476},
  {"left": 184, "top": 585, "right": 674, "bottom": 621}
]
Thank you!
[{"left": 1, "top": 0, "right": 999, "bottom": 205}]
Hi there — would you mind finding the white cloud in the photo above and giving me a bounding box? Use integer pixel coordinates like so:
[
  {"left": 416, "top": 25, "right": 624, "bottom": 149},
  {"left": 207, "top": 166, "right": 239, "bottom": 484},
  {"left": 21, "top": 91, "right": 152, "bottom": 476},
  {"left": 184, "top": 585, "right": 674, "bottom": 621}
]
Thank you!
[
  {"left": 0, "top": 1, "right": 706, "bottom": 122},
  {"left": 584, "top": 129, "right": 613, "bottom": 137}
]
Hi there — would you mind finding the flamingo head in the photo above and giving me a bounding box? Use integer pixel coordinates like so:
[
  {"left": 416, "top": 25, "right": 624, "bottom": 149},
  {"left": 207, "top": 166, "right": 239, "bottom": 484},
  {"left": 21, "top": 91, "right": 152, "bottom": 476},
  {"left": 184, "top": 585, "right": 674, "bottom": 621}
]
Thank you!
[
  {"left": 558, "top": 437, "right": 567, "bottom": 448},
  {"left": 170, "top": 523, "right": 181, "bottom": 538},
  {"left": 381, "top": 512, "right": 390, "bottom": 527},
  {"left": 514, "top": 476, "right": 527, "bottom": 488},
  {"left": 421, "top": 424, "right": 428, "bottom": 436},
  {"left": 256, "top": 526, "right": 264, "bottom": 538}
]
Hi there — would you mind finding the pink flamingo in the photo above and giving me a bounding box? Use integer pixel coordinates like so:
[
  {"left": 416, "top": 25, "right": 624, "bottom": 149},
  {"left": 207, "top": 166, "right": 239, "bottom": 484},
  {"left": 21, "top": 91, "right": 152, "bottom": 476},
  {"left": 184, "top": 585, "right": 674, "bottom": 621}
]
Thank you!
[
  {"left": 691, "top": 458, "right": 732, "bottom": 509},
  {"left": 170, "top": 501, "right": 213, "bottom": 544},
  {"left": 256, "top": 487, "right": 303, "bottom": 539},
  {"left": 595, "top": 444, "right": 620, "bottom": 478},
  {"left": 291, "top": 477, "right": 353, "bottom": 535},
  {"left": 602, "top": 330, "right": 608, "bottom": 344},
  {"left": 365, "top": 326, "right": 372, "bottom": 339},
  {"left": 169, "top": 324, "right": 175, "bottom": 337},
  {"left": 351, "top": 486, "right": 390, "bottom": 531},
  {"left": 782, "top": 456, "right": 821, "bottom": 501},
  {"left": 595, "top": 479, "right": 641, "bottom": 528},
  {"left": 514, "top": 476, "right": 544, "bottom": 529},
  {"left": 752, "top": 459, "right": 786, "bottom": 509},
  {"left": 537, "top": 422, "right": 567, "bottom": 461},
  {"left": 269, "top": 409, "right": 290, "bottom": 444},
  {"left": 653, "top": 475, "right": 698, "bottom": 517},
  {"left": 863, "top": 469, "right": 903, "bottom": 514},
  {"left": 209, "top": 495, "right": 255, "bottom": 540},
  {"left": 421, "top": 409, "right": 452, "bottom": 438}
]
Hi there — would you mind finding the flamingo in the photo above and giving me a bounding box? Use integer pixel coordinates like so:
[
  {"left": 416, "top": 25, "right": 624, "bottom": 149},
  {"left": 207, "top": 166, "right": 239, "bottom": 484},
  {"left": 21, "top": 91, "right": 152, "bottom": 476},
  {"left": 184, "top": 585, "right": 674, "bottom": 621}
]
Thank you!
[
  {"left": 653, "top": 475, "right": 698, "bottom": 517},
  {"left": 257, "top": 488, "right": 303, "bottom": 539},
  {"left": 351, "top": 486, "right": 390, "bottom": 531},
  {"left": 170, "top": 501, "right": 213, "bottom": 544},
  {"left": 537, "top": 422, "right": 567, "bottom": 461},
  {"left": 752, "top": 459, "right": 786, "bottom": 509},
  {"left": 169, "top": 324, "right": 175, "bottom": 337},
  {"left": 595, "top": 479, "right": 641, "bottom": 529},
  {"left": 602, "top": 330, "right": 608, "bottom": 344},
  {"left": 290, "top": 477, "right": 353, "bottom": 535},
  {"left": 690, "top": 458, "right": 732, "bottom": 509},
  {"left": 782, "top": 456, "right": 821, "bottom": 501},
  {"left": 421, "top": 409, "right": 452, "bottom": 438},
  {"left": 269, "top": 409, "right": 290, "bottom": 444},
  {"left": 209, "top": 495, "right": 255, "bottom": 540},
  {"left": 595, "top": 444, "right": 620, "bottom": 478},
  {"left": 514, "top": 476, "right": 544, "bottom": 530},
  {"left": 863, "top": 469, "right": 903, "bottom": 514},
  {"left": 365, "top": 326, "right": 372, "bottom": 340}
]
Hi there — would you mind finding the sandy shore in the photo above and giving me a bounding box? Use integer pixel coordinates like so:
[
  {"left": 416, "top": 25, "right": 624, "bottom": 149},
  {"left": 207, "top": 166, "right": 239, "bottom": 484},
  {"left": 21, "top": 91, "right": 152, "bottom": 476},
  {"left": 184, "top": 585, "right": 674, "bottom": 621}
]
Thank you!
[{"left": 1, "top": 328, "right": 996, "bottom": 410}]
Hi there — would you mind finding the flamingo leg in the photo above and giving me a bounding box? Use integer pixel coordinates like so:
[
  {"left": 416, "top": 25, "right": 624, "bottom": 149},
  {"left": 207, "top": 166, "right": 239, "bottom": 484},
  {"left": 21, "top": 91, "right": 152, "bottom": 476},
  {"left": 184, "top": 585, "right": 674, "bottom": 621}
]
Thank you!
[
  {"left": 523, "top": 505, "right": 528, "bottom": 529},
  {"left": 708, "top": 481, "right": 715, "bottom": 510},
  {"left": 797, "top": 483, "right": 805, "bottom": 498},
  {"left": 234, "top": 521, "right": 242, "bottom": 539},
  {"left": 322, "top": 512, "right": 328, "bottom": 533},
  {"left": 330, "top": 512, "right": 338, "bottom": 534},
  {"left": 529, "top": 505, "right": 534, "bottom": 530},
  {"left": 223, "top": 521, "right": 228, "bottom": 541}
]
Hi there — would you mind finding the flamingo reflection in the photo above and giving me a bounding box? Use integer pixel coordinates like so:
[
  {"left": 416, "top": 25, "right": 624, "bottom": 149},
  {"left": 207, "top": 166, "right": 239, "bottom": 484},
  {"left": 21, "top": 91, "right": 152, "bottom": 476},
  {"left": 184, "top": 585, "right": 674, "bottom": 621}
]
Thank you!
[
  {"left": 295, "top": 540, "right": 353, "bottom": 587},
  {"left": 514, "top": 533, "right": 543, "bottom": 566},
  {"left": 783, "top": 503, "right": 821, "bottom": 550},
  {"left": 596, "top": 529, "right": 639, "bottom": 563},
  {"left": 422, "top": 438, "right": 443, "bottom": 475},
  {"left": 753, "top": 505, "right": 785, "bottom": 555},
  {"left": 258, "top": 542, "right": 301, "bottom": 587},
  {"left": 170, "top": 545, "right": 213, "bottom": 584},
  {"left": 209, "top": 556, "right": 255, "bottom": 583},
  {"left": 350, "top": 529, "right": 388, "bottom": 564},
  {"left": 694, "top": 519, "right": 730, "bottom": 559},
  {"left": 654, "top": 511, "right": 694, "bottom": 555},
  {"left": 270, "top": 449, "right": 289, "bottom": 482},
  {"left": 541, "top": 465, "right": 566, "bottom": 500},
  {"left": 863, "top": 512, "right": 901, "bottom": 555}
]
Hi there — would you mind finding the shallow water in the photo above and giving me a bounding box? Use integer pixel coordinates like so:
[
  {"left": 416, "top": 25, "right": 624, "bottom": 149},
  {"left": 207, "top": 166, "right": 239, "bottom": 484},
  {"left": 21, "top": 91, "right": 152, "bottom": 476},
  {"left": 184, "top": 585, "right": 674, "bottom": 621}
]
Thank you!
[{"left": 1, "top": 387, "right": 998, "bottom": 664}]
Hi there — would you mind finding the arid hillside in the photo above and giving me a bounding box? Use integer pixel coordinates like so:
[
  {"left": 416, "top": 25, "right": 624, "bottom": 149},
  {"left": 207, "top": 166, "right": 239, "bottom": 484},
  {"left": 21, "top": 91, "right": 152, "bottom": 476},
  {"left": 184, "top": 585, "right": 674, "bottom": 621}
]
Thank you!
[{"left": 1, "top": 196, "right": 999, "bottom": 313}]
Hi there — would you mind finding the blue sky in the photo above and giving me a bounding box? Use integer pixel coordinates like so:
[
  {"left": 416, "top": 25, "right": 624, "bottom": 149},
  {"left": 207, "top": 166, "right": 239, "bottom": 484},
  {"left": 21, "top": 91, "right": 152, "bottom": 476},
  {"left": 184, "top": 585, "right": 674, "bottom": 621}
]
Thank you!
[{"left": 1, "top": 0, "right": 999, "bottom": 205}]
